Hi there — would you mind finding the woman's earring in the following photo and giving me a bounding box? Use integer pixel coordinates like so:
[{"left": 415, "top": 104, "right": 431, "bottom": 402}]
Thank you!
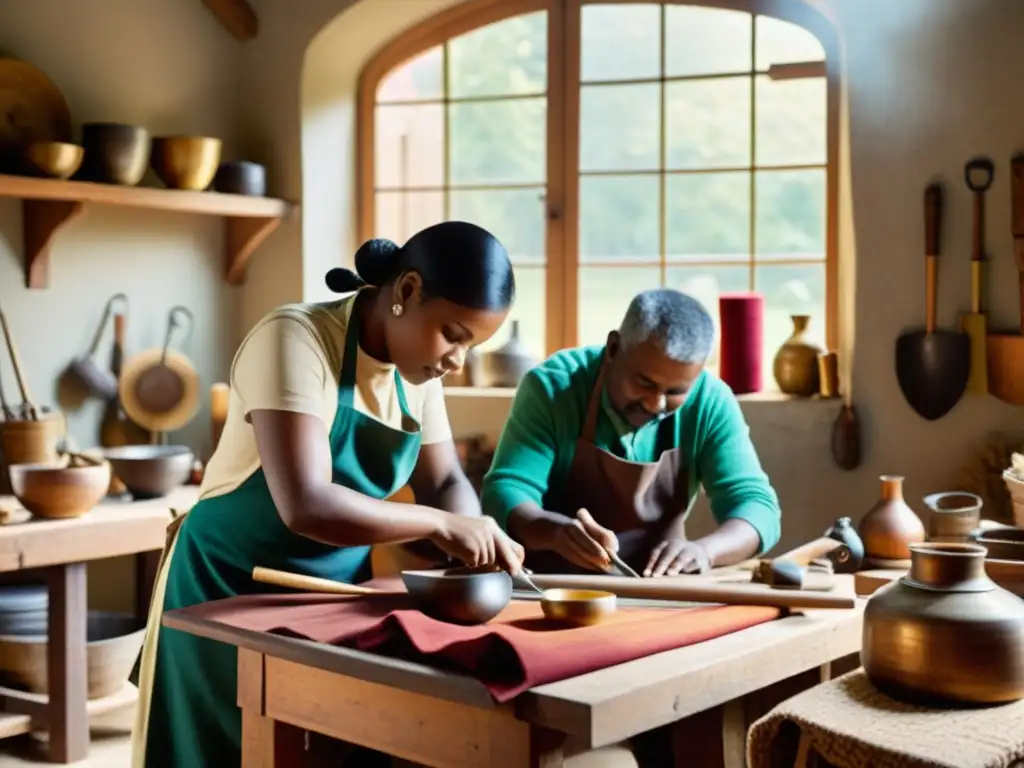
[{"left": 391, "top": 303, "right": 404, "bottom": 317}]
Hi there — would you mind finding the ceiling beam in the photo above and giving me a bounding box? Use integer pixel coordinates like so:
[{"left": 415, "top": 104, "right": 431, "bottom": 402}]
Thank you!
[{"left": 201, "top": 0, "right": 258, "bottom": 42}]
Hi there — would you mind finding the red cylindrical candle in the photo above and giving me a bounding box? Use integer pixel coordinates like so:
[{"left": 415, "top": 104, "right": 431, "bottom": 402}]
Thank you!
[{"left": 718, "top": 292, "right": 764, "bottom": 394}]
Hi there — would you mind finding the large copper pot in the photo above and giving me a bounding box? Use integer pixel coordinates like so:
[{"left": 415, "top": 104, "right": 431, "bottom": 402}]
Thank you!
[{"left": 863, "top": 542, "right": 1024, "bottom": 706}]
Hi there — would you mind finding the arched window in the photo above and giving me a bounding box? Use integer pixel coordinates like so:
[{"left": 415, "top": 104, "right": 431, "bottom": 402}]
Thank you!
[{"left": 358, "top": 0, "right": 837, "bottom": 381}]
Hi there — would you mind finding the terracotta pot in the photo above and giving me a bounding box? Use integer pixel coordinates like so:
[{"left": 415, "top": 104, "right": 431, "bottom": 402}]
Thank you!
[
  {"left": 772, "top": 315, "right": 823, "bottom": 396},
  {"left": 858, "top": 475, "right": 926, "bottom": 561},
  {"left": 9, "top": 460, "right": 111, "bottom": 520},
  {"left": 924, "top": 491, "right": 983, "bottom": 543},
  {"left": 863, "top": 542, "right": 1024, "bottom": 705},
  {"left": 481, "top": 320, "right": 538, "bottom": 388}
]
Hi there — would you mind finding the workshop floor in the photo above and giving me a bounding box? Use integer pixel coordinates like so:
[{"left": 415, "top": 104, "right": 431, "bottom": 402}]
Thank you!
[{"left": 0, "top": 708, "right": 132, "bottom": 767}]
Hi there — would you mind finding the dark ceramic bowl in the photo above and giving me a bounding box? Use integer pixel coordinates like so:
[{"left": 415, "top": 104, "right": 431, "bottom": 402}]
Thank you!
[
  {"left": 977, "top": 527, "right": 1024, "bottom": 561},
  {"left": 81, "top": 123, "right": 151, "bottom": 186},
  {"left": 0, "top": 611, "right": 146, "bottom": 700},
  {"left": 101, "top": 444, "right": 193, "bottom": 500},
  {"left": 0, "top": 584, "right": 47, "bottom": 636},
  {"left": 214, "top": 161, "right": 266, "bottom": 196},
  {"left": 400, "top": 566, "right": 512, "bottom": 625}
]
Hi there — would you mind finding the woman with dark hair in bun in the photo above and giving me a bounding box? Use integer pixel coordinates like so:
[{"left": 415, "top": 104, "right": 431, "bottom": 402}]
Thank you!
[{"left": 134, "top": 222, "right": 523, "bottom": 767}]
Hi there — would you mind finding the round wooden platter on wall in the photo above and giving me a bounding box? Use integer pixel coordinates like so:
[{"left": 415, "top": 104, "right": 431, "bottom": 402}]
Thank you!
[{"left": 0, "top": 55, "right": 72, "bottom": 172}]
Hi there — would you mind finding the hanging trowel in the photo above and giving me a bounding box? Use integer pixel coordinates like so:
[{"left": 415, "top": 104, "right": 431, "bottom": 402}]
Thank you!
[{"left": 963, "top": 157, "right": 994, "bottom": 395}]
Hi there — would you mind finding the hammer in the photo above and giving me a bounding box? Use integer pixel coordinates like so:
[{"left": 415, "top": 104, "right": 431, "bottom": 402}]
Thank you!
[{"left": 749, "top": 517, "right": 866, "bottom": 590}]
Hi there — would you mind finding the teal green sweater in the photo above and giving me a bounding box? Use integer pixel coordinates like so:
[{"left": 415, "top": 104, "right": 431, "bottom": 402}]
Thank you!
[{"left": 481, "top": 346, "right": 781, "bottom": 554}]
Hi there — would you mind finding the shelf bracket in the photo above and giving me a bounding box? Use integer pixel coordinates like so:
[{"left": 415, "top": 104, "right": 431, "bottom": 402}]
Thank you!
[
  {"left": 224, "top": 215, "right": 281, "bottom": 285},
  {"left": 22, "top": 200, "right": 86, "bottom": 289}
]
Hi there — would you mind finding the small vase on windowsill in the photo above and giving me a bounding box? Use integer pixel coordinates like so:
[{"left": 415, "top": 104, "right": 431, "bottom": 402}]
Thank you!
[
  {"left": 772, "top": 314, "right": 823, "bottom": 397},
  {"left": 482, "top": 320, "right": 538, "bottom": 388}
]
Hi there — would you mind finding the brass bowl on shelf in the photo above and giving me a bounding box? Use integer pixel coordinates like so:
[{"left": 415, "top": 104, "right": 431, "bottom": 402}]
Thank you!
[
  {"left": 541, "top": 588, "right": 617, "bottom": 627},
  {"left": 24, "top": 141, "right": 83, "bottom": 180},
  {"left": 151, "top": 136, "right": 222, "bottom": 191}
]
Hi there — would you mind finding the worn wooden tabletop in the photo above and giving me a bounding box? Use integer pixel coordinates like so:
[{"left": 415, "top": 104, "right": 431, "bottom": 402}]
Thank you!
[
  {"left": 0, "top": 485, "right": 198, "bottom": 571},
  {"left": 165, "top": 574, "right": 865, "bottom": 749}
]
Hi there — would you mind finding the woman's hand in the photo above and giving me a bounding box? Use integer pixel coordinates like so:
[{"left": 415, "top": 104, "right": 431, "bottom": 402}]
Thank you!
[{"left": 430, "top": 514, "right": 525, "bottom": 574}]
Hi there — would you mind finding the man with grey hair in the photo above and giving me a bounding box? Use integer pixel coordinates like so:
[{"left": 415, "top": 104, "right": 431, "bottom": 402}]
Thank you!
[{"left": 482, "top": 288, "right": 780, "bottom": 577}]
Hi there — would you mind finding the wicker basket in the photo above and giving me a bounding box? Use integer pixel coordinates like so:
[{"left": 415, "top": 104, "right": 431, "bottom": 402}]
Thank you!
[{"left": 1002, "top": 470, "right": 1024, "bottom": 527}]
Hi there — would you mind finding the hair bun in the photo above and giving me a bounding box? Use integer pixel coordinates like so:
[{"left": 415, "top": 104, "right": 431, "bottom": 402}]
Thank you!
[
  {"left": 325, "top": 267, "right": 364, "bottom": 293},
  {"left": 355, "top": 238, "right": 401, "bottom": 287}
]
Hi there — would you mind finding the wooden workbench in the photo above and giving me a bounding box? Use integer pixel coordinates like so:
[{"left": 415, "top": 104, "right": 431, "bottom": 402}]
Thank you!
[
  {"left": 0, "top": 485, "right": 199, "bottom": 763},
  {"left": 165, "top": 575, "right": 864, "bottom": 767}
]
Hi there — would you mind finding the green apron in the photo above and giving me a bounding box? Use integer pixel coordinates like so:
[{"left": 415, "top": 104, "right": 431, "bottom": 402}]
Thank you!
[{"left": 142, "top": 311, "right": 422, "bottom": 767}]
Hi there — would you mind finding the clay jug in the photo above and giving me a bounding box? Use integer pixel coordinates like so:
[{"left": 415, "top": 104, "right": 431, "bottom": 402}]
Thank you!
[
  {"left": 863, "top": 542, "right": 1024, "bottom": 705},
  {"left": 482, "top": 320, "right": 538, "bottom": 388},
  {"left": 772, "top": 315, "right": 823, "bottom": 396},
  {"left": 923, "top": 491, "right": 982, "bottom": 543},
  {"left": 858, "top": 475, "right": 925, "bottom": 562}
]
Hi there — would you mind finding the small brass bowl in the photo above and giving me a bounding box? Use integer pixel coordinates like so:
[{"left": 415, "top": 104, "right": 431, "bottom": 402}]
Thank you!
[
  {"left": 540, "top": 588, "right": 617, "bottom": 627},
  {"left": 25, "top": 141, "right": 84, "bottom": 180},
  {"left": 151, "top": 136, "right": 222, "bottom": 191}
]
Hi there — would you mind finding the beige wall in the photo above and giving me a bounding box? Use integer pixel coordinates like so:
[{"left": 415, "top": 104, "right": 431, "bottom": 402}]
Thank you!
[{"left": 0, "top": 0, "right": 248, "bottom": 608}]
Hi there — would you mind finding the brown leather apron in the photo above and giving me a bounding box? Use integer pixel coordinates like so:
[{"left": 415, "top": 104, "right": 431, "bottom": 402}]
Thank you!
[{"left": 526, "top": 366, "right": 690, "bottom": 575}]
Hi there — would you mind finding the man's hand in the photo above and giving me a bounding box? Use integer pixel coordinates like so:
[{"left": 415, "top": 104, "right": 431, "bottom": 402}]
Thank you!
[
  {"left": 545, "top": 508, "right": 619, "bottom": 573},
  {"left": 644, "top": 538, "right": 711, "bottom": 577}
]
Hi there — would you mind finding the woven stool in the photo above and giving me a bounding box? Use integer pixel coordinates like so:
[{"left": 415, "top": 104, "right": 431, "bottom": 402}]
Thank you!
[{"left": 747, "top": 669, "right": 1024, "bottom": 768}]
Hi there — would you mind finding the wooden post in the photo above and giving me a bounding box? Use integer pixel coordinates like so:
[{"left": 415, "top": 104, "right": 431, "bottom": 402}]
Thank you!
[{"left": 46, "top": 562, "right": 89, "bottom": 763}]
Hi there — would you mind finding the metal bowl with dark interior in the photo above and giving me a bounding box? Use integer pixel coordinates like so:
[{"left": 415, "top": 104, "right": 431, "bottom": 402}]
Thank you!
[
  {"left": 101, "top": 445, "right": 193, "bottom": 500},
  {"left": 400, "top": 566, "right": 513, "bottom": 625}
]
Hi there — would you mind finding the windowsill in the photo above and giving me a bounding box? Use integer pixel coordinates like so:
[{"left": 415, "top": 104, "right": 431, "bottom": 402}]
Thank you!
[
  {"left": 443, "top": 386, "right": 518, "bottom": 398},
  {"left": 442, "top": 385, "right": 843, "bottom": 406}
]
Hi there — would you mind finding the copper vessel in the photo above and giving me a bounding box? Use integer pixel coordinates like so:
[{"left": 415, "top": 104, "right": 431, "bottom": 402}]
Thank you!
[
  {"left": 863, "top": 542, "right": 1024, "bottom": 706},
  {"left": 858, "top": 474, "right": 925, "bottom": 561}
]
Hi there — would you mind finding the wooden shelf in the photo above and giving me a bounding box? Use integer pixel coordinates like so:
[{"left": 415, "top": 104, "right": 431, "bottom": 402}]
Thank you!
[
  {"left": 0, "top": 174, "right": 292, "bottom": 289},
  {"left": 0, "top": 681, "right": 137, "bottom": 740}
]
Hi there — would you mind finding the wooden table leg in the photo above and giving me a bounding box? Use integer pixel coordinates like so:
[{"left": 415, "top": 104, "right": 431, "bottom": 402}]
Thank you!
[
  {"left": 241, "top": 708, "right": 306, "bottom": 768},
  {"left": 46, "top": 562, "right": 88, "bottom": 764}
]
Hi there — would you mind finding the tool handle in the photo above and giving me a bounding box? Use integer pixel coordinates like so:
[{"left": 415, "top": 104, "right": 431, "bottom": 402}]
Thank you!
[
  {"left": 775, "top": 537, "right": 843, "bottom": 566},
  {"left": 527, "top": 573, "right": 856, "bottom": 610},
  {"left": 966, "top": 159, "right": 992, "bottom": 315},
  {"left": 0, "top": 306, "right": 38, "bottom": 419},
  {"left": 1011, "top": 155, "right": 1024, "bottom": 238},
  {"left": 734, "top": 537, "right": 841, "bottom": 571},
  {"left": 252, "top": 567, "right": 389, "bottom": 596},
  {"left": 1019, "top": 256, "right": 1024, "bottom": 336},
  {"left": 924, "top": 184, "right": 942, "bottom": 333},
  {"left": 925, "top": 183, "right": 943, "bottom": 257},
  {"left": 965, "top": 157, "right": 995, "bottom": 195}
]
